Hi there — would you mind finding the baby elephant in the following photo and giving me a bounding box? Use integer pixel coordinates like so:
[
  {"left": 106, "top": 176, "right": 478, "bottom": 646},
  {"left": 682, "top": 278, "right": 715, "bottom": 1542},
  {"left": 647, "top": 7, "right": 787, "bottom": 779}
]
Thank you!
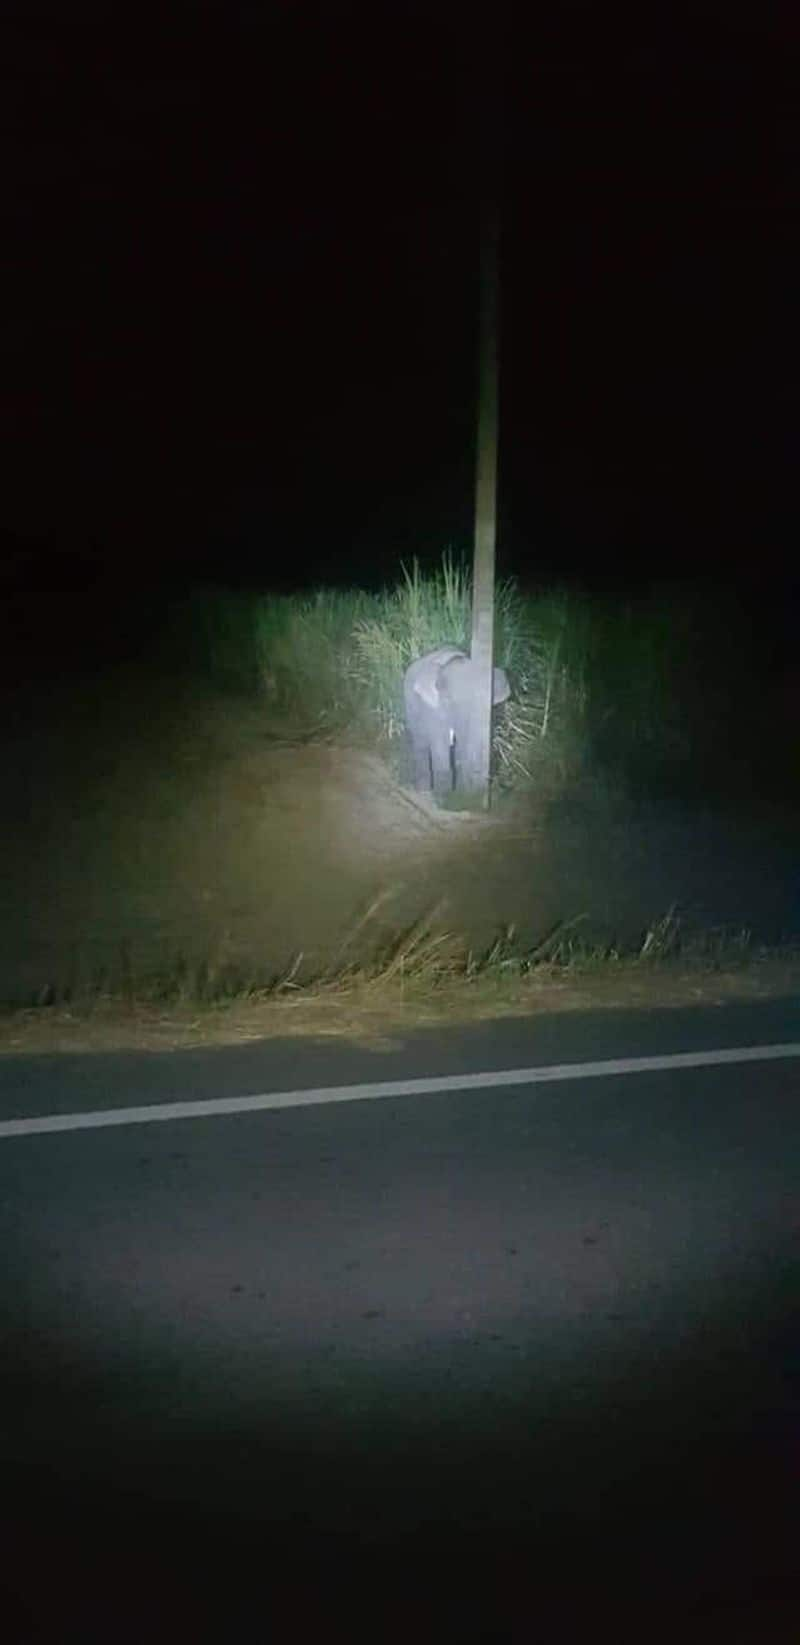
[{"left": 403, "top": 645, "right": 510, "bottom": 796}]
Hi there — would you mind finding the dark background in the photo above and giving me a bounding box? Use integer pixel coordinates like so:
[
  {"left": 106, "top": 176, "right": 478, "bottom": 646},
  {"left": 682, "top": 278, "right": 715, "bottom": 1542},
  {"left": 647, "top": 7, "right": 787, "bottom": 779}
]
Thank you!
[{"left": 1, "top": 1, "right": 798, "bottom": 606}]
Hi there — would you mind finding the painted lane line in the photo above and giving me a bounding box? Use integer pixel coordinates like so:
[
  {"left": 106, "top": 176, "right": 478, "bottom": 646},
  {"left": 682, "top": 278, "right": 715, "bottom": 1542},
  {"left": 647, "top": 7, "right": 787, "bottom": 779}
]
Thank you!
[{"left": 1, "top": 1041, "right": 799, "bottom": 1140}]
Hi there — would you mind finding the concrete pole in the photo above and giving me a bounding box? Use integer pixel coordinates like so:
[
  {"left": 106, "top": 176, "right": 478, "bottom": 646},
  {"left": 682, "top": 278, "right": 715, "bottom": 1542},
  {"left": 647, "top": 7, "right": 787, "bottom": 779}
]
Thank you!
[{"left": 465, "top": 198, "right": 500, "bottom": 806}]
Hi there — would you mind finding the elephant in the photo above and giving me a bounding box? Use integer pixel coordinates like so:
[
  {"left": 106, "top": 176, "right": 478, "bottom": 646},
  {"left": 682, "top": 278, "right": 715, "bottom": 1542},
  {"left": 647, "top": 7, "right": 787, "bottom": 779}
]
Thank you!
[{"left": 403, "top": 645, "right": 511, "bottom": 797}]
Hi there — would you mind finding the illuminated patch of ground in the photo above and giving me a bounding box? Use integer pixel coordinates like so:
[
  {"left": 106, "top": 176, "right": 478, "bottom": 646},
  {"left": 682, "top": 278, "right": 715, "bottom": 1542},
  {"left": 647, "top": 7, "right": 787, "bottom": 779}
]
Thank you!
[{"left": 1, "top": 665, "right": 797, "bottom": 1041}]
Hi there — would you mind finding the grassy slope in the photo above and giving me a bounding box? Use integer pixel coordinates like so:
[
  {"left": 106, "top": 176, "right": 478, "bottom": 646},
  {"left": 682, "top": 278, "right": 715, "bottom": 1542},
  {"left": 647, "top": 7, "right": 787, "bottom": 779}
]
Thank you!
[{"left": 1, "top": 562, "right": 797, "bottom": 1044}]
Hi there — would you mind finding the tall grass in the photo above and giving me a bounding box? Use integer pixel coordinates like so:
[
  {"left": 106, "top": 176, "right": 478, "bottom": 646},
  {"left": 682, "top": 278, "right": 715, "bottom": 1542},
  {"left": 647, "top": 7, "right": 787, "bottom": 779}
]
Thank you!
[
  {"left": 164, "top": 586, "right": 373, "bottom": 727},
  {"left": 349, "top": 555, "right": 474, "bottom": 742},
  {"left": 161, "top": 559, "right": 789, "bottom": 806},
  {"left": 348, "top": 557, "right": 585, "bottom": 785}
]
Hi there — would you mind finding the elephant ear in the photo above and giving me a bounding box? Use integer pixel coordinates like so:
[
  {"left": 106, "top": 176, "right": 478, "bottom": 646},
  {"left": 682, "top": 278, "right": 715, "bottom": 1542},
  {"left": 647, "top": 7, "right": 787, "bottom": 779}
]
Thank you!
[
  {"left": 410, "top": 646, "right": 466, "bottom": 707},
  {"left": 493, "top": 666, "right": 511, "bottom": 705},
  {"left": 413, "top": 673, "right": 441, "bottom": 709},
  {"left": 434, "top": 654, "right": 468, "bottom": 701}
]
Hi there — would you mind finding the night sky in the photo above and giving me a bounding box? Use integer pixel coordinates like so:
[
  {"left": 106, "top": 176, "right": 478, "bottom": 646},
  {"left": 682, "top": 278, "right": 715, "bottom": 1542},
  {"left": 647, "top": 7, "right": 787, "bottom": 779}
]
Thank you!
[{"left": 2, "top": 2, "right": 798, "bottom": 595}]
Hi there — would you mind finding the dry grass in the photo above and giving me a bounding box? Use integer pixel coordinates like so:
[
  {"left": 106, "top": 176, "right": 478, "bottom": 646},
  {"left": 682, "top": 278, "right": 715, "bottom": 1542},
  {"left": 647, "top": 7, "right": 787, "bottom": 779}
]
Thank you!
[{"left": 1, "top": 915, "right": 797, "bottom": 1056}]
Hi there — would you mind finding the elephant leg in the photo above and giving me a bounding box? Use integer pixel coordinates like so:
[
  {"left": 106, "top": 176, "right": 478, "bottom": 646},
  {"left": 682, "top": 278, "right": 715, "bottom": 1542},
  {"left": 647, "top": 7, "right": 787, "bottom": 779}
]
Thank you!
[
  {"left": 410, "top": 735, "right": 432, "bottom": 791},
  {"left": 429, "top": 721, "right": 454, "bottom": 796}
]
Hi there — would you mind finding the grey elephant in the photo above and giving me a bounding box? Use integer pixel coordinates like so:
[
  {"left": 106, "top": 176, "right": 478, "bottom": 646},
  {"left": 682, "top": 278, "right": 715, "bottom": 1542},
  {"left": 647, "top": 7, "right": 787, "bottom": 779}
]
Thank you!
[{"left": 403, "top": 645, "right": 511, "bottom": 796}]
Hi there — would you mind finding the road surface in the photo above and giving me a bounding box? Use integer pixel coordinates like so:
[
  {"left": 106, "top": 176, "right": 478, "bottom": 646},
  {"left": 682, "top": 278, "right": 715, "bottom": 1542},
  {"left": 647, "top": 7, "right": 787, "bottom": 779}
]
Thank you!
[{"left": 1, "top": 1000, "right": 798, "bottom": 1642}]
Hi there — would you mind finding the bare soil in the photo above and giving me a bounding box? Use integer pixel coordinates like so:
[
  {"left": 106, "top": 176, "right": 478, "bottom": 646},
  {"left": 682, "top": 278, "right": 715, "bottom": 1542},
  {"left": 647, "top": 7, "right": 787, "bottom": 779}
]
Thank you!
[{"left": 1, "top": 664, "right": 798, "bottom": 1051}]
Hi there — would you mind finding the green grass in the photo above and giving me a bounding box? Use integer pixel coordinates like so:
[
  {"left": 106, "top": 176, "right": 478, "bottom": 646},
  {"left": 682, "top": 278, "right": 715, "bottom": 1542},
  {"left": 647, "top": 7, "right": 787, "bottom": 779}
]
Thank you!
[
  {"left": 162, "top": 551, "right": 798, "bottom": 807},
  {"left": 163, "top": 556, "right": 586, "bottom": 788}
]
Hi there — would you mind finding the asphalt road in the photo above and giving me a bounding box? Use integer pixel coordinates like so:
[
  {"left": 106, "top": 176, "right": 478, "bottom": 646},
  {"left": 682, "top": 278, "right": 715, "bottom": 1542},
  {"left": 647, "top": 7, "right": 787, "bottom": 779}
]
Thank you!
[{"left": 1, "top": 1000, "right": 798, "bottom": 1643}]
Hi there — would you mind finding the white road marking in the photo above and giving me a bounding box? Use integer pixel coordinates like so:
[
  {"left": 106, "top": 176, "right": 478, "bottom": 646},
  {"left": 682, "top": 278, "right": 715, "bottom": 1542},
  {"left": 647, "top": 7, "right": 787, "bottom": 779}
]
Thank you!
[{"left": 0, "top": 1042, "right": 799, "bottom": 1139}]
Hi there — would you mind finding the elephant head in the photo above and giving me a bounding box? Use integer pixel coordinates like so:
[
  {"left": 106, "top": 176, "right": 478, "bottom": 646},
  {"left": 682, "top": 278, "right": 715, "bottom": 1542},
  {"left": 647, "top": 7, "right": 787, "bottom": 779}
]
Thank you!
[{"left": 403, "top": 645, "right": 511, "bottom": 795}]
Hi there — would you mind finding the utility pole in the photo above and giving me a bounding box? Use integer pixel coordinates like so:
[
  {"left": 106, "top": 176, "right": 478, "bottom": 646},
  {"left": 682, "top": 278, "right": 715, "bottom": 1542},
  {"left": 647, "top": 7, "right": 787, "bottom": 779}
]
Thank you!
[{"left": 464, "top": 196, "right": 500, "bottom": 805}]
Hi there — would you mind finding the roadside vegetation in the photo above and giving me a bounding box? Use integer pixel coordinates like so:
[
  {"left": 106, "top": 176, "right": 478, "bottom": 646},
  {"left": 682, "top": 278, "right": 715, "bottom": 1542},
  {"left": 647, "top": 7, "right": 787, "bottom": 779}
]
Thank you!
[
  {"left": 161, "top": 554, "right": 583, "bottom": 784},
  {"left": 2, "top": 896, "right": 798, "bottom": 1054},
  {"left": 161, "top": 552, "right": 797, "bottom": 810},
  {"left": 1, "top": 553, "right": 797, "bottom": 1044}
]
